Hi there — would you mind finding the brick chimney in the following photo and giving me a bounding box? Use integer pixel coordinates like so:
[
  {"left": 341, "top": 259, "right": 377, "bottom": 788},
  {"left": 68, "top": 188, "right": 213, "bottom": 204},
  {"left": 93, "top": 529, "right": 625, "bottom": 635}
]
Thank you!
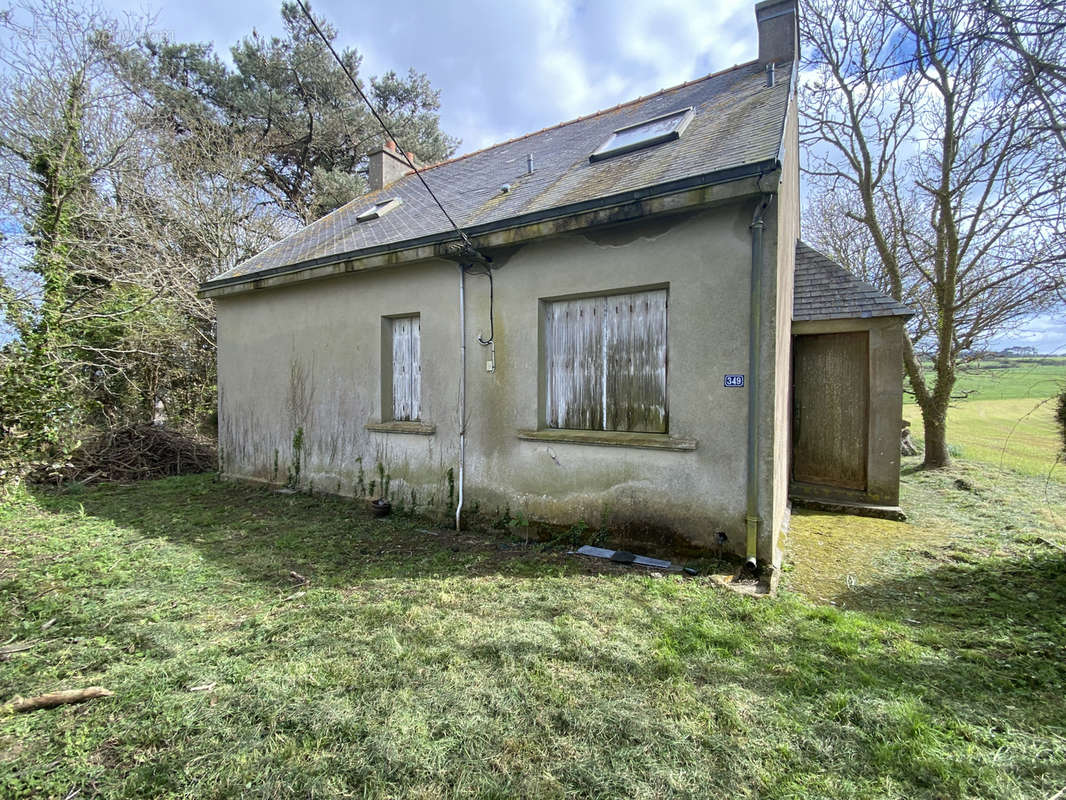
[
  {"left": 368, "top": 140, "right": 415, "bottom": 191},
  {"left": 755, "top": 0, "right": 797, "bottom": 65}
]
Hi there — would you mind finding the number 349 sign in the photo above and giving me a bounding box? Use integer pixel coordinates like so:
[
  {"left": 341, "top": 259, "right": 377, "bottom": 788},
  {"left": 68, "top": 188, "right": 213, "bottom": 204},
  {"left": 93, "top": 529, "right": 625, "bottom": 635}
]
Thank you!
[{"left": 723, "top": 374, "right": 745, "bottom": 387}]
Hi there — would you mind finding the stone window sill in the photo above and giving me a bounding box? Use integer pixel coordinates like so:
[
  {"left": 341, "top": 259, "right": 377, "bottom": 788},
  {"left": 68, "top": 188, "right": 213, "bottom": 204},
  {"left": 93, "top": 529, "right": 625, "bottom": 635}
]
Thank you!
[
  {"left": 365, "top": 421, "right": 436, "bottom": 435},
  {"left": 516, "top": 428, "right": 696, "bottom": 451}
]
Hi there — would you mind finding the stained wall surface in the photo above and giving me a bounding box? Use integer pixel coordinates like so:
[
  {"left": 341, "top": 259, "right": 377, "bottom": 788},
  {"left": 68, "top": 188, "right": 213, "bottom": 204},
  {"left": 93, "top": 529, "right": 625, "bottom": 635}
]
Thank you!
[{"left": 215, "top": 201, "right": 791, "bottom": 560}]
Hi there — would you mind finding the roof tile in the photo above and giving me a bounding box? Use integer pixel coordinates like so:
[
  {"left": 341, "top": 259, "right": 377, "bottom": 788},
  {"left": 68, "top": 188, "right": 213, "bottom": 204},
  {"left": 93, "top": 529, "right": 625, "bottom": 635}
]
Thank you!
[
  {"left": 209, "top": 60, "right": 792, "bottom": 284},
  {"left": 793, "top": 241, "right": 912, "bottom": 321}
]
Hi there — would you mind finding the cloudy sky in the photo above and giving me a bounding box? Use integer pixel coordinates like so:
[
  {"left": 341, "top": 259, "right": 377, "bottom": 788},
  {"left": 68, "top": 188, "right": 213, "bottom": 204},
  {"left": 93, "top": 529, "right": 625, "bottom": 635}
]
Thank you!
[
  {"left": 103, "top": 0, "right": 757, "bottom": 154},
  {"left": 29, "top": 0, "right": 1066, "bottom": 352}
]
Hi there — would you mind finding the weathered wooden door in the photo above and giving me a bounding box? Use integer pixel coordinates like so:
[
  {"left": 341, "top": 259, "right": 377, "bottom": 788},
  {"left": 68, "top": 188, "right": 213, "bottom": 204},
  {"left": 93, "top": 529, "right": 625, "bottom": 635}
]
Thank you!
[{"left": 792, "top": 332, "right": 869, "bottom": 490}]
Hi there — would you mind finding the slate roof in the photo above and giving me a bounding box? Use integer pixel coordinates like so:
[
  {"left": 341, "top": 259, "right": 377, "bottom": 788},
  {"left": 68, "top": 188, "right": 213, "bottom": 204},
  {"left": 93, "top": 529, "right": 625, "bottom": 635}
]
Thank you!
[
  {"left": 793, "top": 241, "right": 912, "bottom": 321},
  {"left": 207, "top": 59, "right": 792, "bottom": 286}
]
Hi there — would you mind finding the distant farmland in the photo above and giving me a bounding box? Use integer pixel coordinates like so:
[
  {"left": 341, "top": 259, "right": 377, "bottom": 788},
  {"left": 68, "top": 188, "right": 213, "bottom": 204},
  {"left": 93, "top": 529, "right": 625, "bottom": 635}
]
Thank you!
[{"left": 904, "top": 356, "right": 1066, "bottom": 481}]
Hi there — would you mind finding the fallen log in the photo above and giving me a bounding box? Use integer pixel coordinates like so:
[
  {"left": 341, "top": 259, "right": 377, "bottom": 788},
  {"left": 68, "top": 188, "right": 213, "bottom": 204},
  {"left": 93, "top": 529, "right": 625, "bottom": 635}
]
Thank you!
[
  {"left": 2, "top": 687, "right": 113, "bottom": 714},
  {"left": 0, "top": 640, "right": 37, "bottom": 659}
]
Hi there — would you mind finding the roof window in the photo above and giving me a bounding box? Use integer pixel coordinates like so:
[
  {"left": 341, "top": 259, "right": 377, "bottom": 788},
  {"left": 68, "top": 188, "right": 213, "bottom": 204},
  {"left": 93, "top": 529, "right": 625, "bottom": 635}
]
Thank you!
[
  {"left": 590, "top": 107, "right": 694, "bottom": 162},
  {"left": 356, "top": 197, "right": 402, "bottom": 222}
]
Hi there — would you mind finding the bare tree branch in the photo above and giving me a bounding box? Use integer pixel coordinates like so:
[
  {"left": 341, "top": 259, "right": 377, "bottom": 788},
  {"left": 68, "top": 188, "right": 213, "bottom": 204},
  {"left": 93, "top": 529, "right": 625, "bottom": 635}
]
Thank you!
[{"left": 801, "top": 0, "right": 1066, "bottom": 467}]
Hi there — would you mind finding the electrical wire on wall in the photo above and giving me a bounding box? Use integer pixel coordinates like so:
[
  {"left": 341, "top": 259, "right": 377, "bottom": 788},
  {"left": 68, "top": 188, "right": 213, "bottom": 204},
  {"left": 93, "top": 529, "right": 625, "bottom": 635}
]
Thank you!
[
  {"left": 292, "top": 0, "right": 498, "bottom": 532},
  {"left": 470, "top": 264, "right": 496, "bottom": 372}
]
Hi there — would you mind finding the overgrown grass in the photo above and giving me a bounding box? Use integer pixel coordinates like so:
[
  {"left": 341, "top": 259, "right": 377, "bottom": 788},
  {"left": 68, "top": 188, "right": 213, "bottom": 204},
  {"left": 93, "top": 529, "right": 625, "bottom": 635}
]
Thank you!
[{"left": 2, "top": 471, "right": 1065, "bottom": 799}]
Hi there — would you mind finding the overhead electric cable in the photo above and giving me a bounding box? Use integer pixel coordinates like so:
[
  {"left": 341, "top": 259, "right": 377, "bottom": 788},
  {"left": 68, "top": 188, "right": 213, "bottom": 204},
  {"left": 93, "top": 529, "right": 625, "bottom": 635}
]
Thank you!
[{"left": 292, "top": 0, "right": 486, "bottom": 261}]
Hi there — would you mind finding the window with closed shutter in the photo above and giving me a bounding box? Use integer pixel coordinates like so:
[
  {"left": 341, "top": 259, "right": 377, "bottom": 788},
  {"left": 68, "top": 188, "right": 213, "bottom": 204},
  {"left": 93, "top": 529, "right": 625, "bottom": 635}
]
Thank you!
[
  {"left": 544, "top": 288, "right": 667, "bottom": 433},
  {"left": 391, "top": 315, "right": 421, "bottom": 421}
]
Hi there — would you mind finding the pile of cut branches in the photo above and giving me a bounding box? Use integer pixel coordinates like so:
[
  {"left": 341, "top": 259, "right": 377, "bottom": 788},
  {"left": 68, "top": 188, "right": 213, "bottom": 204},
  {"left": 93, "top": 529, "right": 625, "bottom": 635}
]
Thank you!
[{"left": 58, "top": 425, "right": 217, "bottom": 485}]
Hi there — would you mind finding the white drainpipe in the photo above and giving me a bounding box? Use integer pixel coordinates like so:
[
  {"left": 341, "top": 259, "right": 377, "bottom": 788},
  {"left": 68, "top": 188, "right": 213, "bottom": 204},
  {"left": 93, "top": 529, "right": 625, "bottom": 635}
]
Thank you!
[{"left": 456, "top": 263, "right": 466, "bottom": 531}]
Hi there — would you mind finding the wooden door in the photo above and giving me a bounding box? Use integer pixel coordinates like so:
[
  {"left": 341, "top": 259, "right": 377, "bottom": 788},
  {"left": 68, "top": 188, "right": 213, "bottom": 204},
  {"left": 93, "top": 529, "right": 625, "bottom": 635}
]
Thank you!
[{"left": 792, "top": 332, "right": 869, "bottom": 490}]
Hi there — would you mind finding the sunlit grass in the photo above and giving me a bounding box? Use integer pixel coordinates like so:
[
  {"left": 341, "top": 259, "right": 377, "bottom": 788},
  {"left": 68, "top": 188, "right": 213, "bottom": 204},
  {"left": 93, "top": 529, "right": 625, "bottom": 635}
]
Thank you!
[
  {"left": 2, "top": 471, "right": 1064, "bottom": 799},
  {"left": 944, "top": 358, "right": 1066, "bottom": 402},
  {"left": 904, "top": 397, "right": 1064, "bottom": 481}
]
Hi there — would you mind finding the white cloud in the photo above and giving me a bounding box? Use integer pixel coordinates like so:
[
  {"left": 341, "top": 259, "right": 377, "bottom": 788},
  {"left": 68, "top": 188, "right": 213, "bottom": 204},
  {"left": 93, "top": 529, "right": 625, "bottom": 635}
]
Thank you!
[
  {"left": 100, "top": 0, "right": 759, "bottom": 155},
  {"left": 987, "top": 314, "right": 1066, "bottom": 355}
]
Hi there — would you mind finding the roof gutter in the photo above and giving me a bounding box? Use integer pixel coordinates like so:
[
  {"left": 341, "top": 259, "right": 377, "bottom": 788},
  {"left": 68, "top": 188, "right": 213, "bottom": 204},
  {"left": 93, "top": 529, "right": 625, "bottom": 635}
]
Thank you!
[{"left": 199, "top": 158, "right": 781, "bottom": 298}]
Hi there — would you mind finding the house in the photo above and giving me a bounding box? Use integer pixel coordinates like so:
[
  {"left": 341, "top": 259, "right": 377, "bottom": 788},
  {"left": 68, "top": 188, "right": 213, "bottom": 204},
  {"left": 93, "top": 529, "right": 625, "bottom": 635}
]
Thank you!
[{"left": 199, "top": 0, "right": 909, "bottom": 569}]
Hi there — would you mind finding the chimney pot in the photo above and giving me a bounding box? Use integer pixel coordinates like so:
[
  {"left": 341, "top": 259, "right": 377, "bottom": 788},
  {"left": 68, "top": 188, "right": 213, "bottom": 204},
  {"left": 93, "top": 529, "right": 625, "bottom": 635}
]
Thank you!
[{"left": 385, "top": 140, "right": 396, "bottom": 151}]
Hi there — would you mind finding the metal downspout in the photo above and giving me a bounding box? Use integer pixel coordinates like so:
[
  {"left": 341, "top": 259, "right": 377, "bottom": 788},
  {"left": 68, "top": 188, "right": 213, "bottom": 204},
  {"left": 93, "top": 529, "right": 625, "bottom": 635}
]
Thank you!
[
  {"left": 456, "top": 264, "right": 466, "bottom": 531},
  {"left": 746, "top": 194, "right": 773, "bottom": 567}
]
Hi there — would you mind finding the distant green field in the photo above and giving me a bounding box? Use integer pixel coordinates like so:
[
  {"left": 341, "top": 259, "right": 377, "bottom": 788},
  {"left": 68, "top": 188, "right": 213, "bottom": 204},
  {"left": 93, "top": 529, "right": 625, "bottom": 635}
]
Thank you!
[
  {"left": 942, "top": 357, "right": 1066, "bottom": 401},
  {"left": 905, "top": 357, "right": 1065, "bottom": 481}
]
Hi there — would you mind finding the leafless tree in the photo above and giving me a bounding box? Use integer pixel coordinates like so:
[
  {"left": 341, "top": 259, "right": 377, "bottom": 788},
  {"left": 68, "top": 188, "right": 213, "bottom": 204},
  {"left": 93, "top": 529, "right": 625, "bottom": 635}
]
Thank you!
[
  {"left": 979, "top": 0, "right": 1066, "bottom": 153},
  {"left": 801, "top": 0, "right": 1066, "bottom": 467},
  {"left": 0, "top": 0, "right": 154, "bottom": 475},
  {"left": 0, "top": 0, "right": 147, "bottom": 314},
  {"left": 979, "top": 0, "right": 1066, "bottom": 307},
  {"left": 0, "top": 0, "right": 286, "bottom": 442},
  {"left": 72, "top": 122, "right": 287, "bottom": 424}
]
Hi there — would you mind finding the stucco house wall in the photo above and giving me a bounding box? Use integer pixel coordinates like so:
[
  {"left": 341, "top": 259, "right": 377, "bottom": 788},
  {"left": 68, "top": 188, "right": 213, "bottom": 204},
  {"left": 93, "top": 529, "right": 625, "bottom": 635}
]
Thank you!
[
  {"left": 203, "top": 0, "right": 852, "bottom": 568},
  {"left": 789, "top": 240, "right": 912, "bottom": 513},
  {"left": 790, "top": 315, "right": 906, "bottom": 508},
  {"left": 216, "top": 198, "right": 789, "bottom": 558},
  {"left": 216, "top": 259, "right": 461, "bottom": 500}
]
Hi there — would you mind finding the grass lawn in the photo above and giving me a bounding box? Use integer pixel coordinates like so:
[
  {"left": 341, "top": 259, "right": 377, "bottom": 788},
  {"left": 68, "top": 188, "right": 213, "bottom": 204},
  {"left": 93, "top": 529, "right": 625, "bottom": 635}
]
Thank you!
[
  {"left": 2, "top": 469, "right": 1065, "bottom": 799},
  {"left": 905, "top": 357, "right": 1065, "bottom": 481}
]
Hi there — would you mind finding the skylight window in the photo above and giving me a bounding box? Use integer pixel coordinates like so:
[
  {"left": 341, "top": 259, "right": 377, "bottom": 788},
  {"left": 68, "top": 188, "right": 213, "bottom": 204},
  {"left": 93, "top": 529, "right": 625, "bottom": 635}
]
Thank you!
[
  {"left": 590, "top": 107, "right": 694, "bottom": 163},
  {"left": 356, "top": 197, "right": 402, "bottom": 222}
]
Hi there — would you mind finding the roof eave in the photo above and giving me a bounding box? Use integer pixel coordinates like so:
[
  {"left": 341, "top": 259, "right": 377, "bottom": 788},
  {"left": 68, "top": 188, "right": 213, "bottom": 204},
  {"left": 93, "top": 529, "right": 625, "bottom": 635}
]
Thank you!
[
  {"left": 775, "top": 58, "right": 798, "bottom": 166},
  {"left": 199, "top": 158, "right": 781, "bottom": 299},
  {"left": 793, "top": 309, "right": 914, "bottom": 323}
]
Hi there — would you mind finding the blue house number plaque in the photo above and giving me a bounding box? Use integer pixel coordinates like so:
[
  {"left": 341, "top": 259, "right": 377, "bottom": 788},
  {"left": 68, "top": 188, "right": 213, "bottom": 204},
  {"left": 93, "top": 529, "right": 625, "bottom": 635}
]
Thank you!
[{"left": 723, "top": 374, "right": 745, "bottom": 387}]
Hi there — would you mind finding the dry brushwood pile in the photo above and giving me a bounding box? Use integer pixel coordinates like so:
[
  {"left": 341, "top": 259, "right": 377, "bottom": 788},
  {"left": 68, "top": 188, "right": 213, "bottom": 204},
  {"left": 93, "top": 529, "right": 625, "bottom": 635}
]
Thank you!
[{"left": 61, "top": 425, "right": 217, "bottom": 484}]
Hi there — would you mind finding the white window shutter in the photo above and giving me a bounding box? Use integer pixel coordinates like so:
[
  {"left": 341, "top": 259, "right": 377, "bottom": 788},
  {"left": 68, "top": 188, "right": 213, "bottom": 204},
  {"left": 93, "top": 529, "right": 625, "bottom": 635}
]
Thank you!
[
  {"left": 546, "top": 289, "right": 666, "bottom": 433},
  {"left": 392, "top": 316, "right": 420, "bottom": 421}
]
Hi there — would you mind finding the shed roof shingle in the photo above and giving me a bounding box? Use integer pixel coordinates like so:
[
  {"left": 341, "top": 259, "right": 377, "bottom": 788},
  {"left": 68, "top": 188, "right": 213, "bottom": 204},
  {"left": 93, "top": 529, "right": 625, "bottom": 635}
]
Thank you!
[
  {"left": 208, "top": 59, "right": 792, "bottom": 285},
  {"left": 793, "top": 241, "right": 912, "bottom": 321}
]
